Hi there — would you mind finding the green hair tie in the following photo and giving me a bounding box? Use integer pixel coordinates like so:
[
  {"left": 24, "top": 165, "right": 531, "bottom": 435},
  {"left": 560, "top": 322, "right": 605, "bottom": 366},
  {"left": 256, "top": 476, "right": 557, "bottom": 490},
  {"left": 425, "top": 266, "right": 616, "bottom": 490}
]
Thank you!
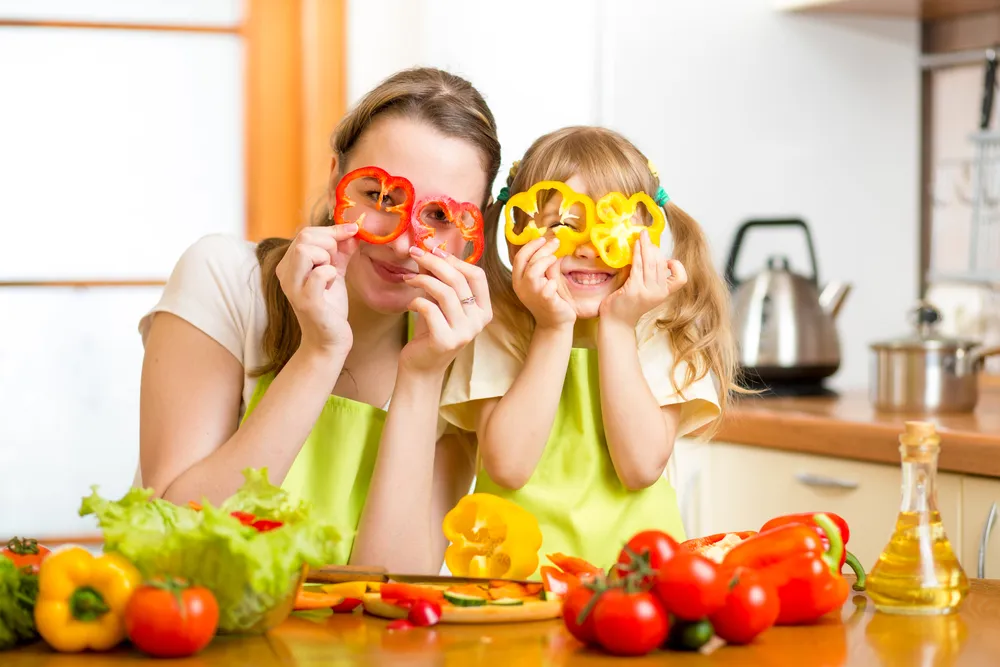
[
  {"left": 497, "top": 186, "right": 511, "bottom": 204},
  {"left": 655, "top": 186, "right": 670, "bottom": 207}
]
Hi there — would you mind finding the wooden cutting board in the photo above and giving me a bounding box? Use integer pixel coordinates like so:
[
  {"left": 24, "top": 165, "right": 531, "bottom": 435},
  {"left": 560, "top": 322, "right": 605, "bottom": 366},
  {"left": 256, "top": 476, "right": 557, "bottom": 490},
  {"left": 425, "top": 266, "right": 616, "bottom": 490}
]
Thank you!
[{"left": 361, "top": 593, "right": 563, "bottom": 624}]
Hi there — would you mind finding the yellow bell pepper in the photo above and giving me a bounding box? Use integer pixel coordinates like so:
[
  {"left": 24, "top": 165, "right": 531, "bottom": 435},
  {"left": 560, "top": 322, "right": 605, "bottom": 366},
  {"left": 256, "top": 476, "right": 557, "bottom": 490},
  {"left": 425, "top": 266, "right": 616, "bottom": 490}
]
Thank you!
[
  {"left": 503, "top": 181, "right": 595, "bottom": 258},
  {"left": 442, "top": 493, "right": 543, "bottom": 580},
  {"left": 35, "top": 546, "right": 141, "bottom": 653},
  {"left": 591, "top": 192, "right": 666, "bottom": 269}
]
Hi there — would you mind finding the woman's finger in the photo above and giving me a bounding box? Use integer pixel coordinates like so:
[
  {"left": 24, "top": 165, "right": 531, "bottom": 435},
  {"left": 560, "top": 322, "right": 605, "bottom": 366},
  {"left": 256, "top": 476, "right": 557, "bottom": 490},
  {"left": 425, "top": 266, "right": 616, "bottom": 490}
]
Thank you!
[
  {"left": 443, "top": 256, "right": 492, "bottom": 318},
  {"left": 404, "top": 273, "right": 466, "bottom": 327},
  {"left": 665, "top": 259, "right": 688, "bottom": 293},
  {"left": 304, "top": 264, "right": 340, "bottom": 299},
  {"left": 410, "top": 248, "right": 475, "bottom": 302},
  {"left": 283, "top": 245, "right": 332, "bottom": 289},
  {"left": 408, "top": 297, "right": 453, "bottom": 347}
]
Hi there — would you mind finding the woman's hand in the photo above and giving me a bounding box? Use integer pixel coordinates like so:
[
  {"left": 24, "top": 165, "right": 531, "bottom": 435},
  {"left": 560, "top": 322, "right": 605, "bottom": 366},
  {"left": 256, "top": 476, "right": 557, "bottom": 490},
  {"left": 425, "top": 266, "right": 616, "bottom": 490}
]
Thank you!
[
  {"left": 600, "top": 230, "right": 687, "bottom": 327},
  {"left": 275, "top": 223, "right": 360, "bottom": 357},
  {"left": 399, "top": 246, "right": 493, "bottom": 376},
  {"left": 512, "top": 237, "right": 576, "bottom": 330}
]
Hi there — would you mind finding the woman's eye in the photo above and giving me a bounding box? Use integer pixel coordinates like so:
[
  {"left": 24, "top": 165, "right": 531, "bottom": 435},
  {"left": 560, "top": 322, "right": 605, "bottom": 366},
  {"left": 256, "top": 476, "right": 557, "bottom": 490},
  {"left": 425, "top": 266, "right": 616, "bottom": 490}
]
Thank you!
[{"left": 364, "top": 190, "right": 382, "bottom": 202}]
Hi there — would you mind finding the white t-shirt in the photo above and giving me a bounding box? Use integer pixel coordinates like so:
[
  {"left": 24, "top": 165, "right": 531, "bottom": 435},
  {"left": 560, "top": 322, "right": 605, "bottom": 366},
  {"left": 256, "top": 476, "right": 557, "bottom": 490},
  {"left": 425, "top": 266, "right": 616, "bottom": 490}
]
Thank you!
[{"left": 134, "top": 233, "right": 448, "bottom": 486}]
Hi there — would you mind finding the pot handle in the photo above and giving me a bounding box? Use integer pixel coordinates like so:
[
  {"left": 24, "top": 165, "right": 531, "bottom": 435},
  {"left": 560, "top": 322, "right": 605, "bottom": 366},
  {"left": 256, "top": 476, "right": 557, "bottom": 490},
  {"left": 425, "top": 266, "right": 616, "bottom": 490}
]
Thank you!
[
  {"left": 971, "top": 345, "right": 1000, "bottom": 370},
  {"left": 978, "top": 502, "right": 997, "bottom": 579},
  {"left": 723, "top": 219, "right": 820, "bottom": 288}
]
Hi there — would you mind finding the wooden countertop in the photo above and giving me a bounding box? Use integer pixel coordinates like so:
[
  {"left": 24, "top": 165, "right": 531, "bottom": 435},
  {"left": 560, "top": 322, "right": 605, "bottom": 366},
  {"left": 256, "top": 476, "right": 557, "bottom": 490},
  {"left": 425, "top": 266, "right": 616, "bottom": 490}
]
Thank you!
[
  {"left": 8, "top": 578, "right": 1000, "bottom": 665},
  {"left": 716, "top": 386, "right": 1000, "bottom": 477}
]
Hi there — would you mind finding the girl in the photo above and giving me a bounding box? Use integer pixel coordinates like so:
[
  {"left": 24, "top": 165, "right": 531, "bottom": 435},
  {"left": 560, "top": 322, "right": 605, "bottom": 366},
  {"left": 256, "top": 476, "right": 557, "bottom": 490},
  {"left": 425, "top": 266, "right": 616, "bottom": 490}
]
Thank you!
[
  {"left": 441, "top": 126, "right": 739, "bottom": 572},
  {"left": 137, "top": 67, "right": 501, "bottom": 573}
]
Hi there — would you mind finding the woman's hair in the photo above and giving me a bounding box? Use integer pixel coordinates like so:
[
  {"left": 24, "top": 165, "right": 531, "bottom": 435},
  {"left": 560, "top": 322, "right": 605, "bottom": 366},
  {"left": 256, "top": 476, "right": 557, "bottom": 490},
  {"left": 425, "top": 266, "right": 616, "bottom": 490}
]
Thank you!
[
  {"left": 481, "top": 125, "right": 743, "bottom": 433},
  {"left": 253, "top": 67, "right": 502, "bottom": 376}
]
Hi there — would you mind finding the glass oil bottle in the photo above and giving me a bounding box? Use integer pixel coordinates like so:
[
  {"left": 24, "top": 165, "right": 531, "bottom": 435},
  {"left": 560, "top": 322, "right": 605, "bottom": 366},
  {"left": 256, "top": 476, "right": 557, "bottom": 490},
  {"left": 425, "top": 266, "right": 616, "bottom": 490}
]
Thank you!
[{"left": 866, "top": 421, "right": 969, "bottom": 615}]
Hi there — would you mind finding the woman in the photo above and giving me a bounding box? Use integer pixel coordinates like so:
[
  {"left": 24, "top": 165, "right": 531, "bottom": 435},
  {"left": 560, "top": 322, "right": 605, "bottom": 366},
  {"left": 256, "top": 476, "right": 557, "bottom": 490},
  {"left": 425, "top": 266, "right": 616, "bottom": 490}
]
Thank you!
[{"left": 137, "top": 67, "right": 502, "bottom": 573}]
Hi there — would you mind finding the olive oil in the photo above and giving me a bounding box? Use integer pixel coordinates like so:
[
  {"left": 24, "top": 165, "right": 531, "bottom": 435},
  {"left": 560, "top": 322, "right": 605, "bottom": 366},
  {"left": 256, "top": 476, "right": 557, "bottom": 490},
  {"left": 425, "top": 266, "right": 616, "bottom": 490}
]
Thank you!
[{"left": 866, "top": 421, "right": 969, "bottom": 615}]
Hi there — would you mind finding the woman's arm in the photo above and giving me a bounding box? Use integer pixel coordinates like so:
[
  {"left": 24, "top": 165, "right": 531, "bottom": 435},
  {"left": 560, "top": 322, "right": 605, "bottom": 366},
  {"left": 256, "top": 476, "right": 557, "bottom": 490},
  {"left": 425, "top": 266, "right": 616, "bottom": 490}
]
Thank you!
[
  {"left": 476, "top": 324, "right": 573, "bottom": 489},
  {"left": 140, "top": 312, "right": 347, "bottom": 504},
  {"left": 596, "top": 319, "right": 682, "bottom": 490},
  {"left": 350, "top": 369, "right": 475, "bottom": 572}
]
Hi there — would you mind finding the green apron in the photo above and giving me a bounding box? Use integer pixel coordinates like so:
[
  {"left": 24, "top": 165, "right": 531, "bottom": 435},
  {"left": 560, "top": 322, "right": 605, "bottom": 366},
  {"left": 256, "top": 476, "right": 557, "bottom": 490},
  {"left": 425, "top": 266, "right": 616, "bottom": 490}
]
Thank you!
[
  {"left": 473, "top": 347, "right": 687, "bottom": 577},
  {"left": 240, "top": 316, "right": 415, "bottom": 565}
]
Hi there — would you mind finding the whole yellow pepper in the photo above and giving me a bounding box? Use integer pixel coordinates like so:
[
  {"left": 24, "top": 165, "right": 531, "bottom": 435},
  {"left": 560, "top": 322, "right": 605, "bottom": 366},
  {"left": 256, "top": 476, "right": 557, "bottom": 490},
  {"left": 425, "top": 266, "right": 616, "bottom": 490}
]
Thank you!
[{"left": 35, "top": 546, "right": 141, "bottom": 652}]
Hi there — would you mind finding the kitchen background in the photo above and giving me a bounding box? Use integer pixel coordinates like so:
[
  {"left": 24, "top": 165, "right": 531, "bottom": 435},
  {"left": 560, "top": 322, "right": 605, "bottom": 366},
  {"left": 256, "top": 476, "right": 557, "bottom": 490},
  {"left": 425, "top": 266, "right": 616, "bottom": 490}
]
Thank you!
[{"left": 1, "top": 0, "right": 997, "bottom": 539}]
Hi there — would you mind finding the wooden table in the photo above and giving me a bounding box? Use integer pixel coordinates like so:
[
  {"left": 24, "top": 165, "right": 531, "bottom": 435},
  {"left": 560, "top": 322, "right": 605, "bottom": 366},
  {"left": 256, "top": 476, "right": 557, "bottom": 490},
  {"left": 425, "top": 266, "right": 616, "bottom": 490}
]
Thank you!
[{"left": 8, "top": 579, "right": 1000, "bottom": 666}]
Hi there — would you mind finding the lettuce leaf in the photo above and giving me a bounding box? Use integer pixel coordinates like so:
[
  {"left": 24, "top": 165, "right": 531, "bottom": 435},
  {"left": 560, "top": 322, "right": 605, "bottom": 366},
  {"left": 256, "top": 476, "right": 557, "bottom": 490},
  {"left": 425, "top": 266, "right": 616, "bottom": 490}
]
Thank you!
[
  {"left": 79, "top": 468, "right": 348, "bottom": 633},
  {"left": 0, "top": 558, "right": 38, "bottom": 650}
]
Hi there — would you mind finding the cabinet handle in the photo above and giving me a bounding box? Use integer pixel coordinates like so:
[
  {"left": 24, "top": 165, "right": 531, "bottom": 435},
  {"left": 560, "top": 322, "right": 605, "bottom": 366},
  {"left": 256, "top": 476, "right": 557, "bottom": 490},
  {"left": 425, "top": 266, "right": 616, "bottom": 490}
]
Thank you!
[
  {"left": 978, "top": 502, "right": 998, "bottom": 579},
  {"left": 794, "top": 472, "right": 859, "bottom": 490}
]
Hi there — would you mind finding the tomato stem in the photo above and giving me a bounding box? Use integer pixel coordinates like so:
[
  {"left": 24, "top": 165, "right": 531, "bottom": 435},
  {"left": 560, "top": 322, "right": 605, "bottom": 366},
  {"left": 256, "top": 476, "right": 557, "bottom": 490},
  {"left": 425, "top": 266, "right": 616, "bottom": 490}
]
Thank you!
[{"left": 6, "top": 537, "right": 39, "bottom": 555}]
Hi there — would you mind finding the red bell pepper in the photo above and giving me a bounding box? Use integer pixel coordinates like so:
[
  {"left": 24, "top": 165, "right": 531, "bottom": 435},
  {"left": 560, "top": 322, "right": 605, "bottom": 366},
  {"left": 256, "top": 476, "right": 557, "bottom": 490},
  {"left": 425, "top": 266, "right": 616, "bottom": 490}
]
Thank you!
[
  {"left": 546, "top": 553, "right": 604, "bottom": 578},
  {"left": 380, "top": 583, "right": 445, "bottom": 606},
  {"left": 410, "top": 195, "right": 485, "bottom": 264},
  {"left": 726, "top": 513, "right": 850, "bottom": 625},
  {"left": 540, "top": 565, "right": 581, "bottom": 598},
  {"left": 759, "top": 512, "right": 865, "bottom": 590},
  {"left": 334, "top": 166, "right": 415, "bottom": 245}
]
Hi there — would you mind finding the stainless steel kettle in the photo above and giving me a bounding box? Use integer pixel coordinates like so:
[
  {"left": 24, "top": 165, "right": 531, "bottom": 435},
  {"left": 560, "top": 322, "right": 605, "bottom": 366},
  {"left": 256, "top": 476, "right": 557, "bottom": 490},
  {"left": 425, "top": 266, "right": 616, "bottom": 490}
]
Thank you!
[{"left": 724, "top": 219, "right": 851, "bottom": 387}]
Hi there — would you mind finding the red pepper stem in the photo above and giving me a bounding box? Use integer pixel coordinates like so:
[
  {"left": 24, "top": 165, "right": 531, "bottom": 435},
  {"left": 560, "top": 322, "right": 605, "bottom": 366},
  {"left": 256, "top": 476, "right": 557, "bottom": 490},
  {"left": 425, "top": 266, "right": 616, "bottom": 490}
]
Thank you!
[
  {"left": 844, "top": 551, "right": 867, "bottom": 591},
  {"left": 813, "top": 513, "right": 844, "bottom": 573}
]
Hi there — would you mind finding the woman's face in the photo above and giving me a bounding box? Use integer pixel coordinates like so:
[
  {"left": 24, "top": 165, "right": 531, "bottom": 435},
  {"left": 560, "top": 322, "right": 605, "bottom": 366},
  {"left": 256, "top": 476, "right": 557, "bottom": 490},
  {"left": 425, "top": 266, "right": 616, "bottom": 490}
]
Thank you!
[{"left": 331, "top": 115, "right": 489, "bottom": 315}]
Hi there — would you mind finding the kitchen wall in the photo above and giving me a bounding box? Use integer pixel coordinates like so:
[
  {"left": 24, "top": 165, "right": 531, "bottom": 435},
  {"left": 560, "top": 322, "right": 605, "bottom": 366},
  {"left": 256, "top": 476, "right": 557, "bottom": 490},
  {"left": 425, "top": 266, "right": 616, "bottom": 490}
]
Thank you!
[{"left": 349, "top": 0, "right": 921, "bottom": 391}]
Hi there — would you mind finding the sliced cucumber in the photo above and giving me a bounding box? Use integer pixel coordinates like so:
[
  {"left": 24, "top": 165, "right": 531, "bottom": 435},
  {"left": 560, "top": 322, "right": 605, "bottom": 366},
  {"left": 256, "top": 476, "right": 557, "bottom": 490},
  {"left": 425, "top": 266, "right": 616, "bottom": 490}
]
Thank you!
[
  {"left": 541, "top": 590, "right": 564, "bottom": 602},
  {"left": 443, "top": 591, "right": 487, "bottom": 607},
  {"left": 488, "top": 598, "right": 525, "bottom": 607}
]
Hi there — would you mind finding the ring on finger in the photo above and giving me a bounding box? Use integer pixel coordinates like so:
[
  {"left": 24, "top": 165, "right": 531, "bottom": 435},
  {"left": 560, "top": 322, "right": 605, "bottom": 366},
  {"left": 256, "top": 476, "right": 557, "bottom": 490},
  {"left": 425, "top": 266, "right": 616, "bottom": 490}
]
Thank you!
[{"left": 460, "top": 295, "right": 476, "bottom": 306}]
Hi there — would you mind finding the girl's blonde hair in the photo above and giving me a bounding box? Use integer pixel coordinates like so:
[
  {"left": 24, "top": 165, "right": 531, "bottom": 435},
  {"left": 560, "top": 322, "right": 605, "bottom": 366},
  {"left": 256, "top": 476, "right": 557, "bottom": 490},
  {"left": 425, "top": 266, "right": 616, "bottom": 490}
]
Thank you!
[
  {"left": 481, "top": 126, "right": 742, "bottom": 434},
  {"left": 253, "top": 67, "right": 501, "bottom": 377}
]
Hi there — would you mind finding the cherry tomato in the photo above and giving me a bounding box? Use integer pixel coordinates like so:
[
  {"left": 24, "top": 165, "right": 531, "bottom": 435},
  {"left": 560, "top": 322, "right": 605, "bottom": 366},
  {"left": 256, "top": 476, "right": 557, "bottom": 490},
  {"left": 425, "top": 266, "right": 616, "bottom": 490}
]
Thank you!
[
  {"left": 592, "top": 589, "right": 669, "bottom": 657},
  {"left": 407, "top": 600, "right": 442, "bottom": 627},
  {"left": 2, "top": 537, "right": 50, "bottom": 574},
  {"left": 125, "top": 578, "right": 219, "bottom": 658},
  {"left": 654, "top": 551, "right": 727, "bottom": 621},
  {"left": 708, "top": 568, "right": 779, "bottom": 645},
  {"left": 562, "top": 584, "right": 598, "bottom": 645},
  {"left": 616, "top": 530, "right": 679, "bottom": 583}
]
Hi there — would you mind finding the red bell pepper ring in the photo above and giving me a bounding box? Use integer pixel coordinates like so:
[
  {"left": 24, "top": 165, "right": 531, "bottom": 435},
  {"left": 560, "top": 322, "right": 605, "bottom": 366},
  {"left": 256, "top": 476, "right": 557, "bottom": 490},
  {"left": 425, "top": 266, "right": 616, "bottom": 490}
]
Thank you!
[
  {"left": 333, "top": 166, "right": 415, "bottom": 244},
  {"left": 540, "top": 565, "right": 581, "bottom": 597},
  {"left": 546, "top": 553, "right": 604, "bottom": 578},
  {"left": 759, "top": 513, "right": 865, "bottom": 590},
  {"left": 679, "top": 531, "right": 758, "bottom": 553},
  {"left": 410, "top": 195, "right": 485, "bottom": 264}
]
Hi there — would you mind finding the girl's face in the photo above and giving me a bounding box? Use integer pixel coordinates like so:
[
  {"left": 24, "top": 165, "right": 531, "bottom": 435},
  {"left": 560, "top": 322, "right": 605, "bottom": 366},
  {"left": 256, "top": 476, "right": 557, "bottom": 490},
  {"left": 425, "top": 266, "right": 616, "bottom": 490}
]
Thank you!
[
  {"left": 330, "top": 114, "right": 489, "bottom": 315},
  {"left": 523, "top": 174, "right": 629, "bottom": 320}
]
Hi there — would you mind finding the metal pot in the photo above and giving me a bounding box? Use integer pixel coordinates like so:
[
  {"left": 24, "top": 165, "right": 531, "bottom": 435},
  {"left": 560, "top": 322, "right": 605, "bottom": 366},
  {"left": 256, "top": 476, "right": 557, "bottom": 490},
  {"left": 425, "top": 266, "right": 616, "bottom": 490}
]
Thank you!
[{"left": 869, "top": 303, "right": 1000, "bottom": 413}]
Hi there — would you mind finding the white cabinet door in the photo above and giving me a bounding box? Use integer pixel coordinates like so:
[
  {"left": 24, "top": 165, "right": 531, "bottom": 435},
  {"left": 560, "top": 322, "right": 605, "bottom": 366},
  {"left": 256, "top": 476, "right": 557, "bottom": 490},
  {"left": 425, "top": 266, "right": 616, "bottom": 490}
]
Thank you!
[{"left": 962, "top": 476, "right": 1000, "bottom": 579}]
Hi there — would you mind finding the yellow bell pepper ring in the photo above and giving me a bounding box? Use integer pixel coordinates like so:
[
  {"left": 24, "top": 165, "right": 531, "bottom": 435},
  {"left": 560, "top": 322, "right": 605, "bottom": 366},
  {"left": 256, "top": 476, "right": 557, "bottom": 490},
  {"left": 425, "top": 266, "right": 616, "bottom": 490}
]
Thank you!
[
  {"left": 35, "top": 546, "right": 141, "bottom": 653},
  {"left": 591, "top": 192, "right": 666, "bottom": 269},
  {"left": 442, "top": 493, "right": 543, "bottom": 580},
  {"left": 503, "top": 181, "right": 595, "bottom": 258}
]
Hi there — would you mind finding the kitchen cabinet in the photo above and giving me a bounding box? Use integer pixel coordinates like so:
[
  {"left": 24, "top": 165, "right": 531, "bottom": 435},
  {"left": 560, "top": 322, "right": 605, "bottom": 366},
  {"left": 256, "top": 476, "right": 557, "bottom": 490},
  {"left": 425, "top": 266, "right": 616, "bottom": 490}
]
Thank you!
[
  {"left": 774, "top": 0, "right": 1000, "bottom": 19},
  {"left": 962, "top": 476, "right": 1000, "bottom": 579},
  {"left": 682, "top": 442, "right": 963, "bottom": 570}
]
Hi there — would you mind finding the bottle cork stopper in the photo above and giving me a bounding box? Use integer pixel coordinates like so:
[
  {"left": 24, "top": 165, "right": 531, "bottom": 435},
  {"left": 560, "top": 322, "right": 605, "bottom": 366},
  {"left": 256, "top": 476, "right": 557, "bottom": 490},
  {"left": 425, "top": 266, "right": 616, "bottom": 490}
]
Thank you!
[{"left": 904, "top": 421, "right": 937, "bottom": 439}]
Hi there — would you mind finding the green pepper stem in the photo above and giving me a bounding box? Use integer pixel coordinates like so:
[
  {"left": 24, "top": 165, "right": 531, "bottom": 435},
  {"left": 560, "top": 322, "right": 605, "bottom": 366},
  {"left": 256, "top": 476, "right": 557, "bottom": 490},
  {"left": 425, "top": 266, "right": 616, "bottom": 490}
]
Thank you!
[
  {"left": 844, "top": 551, "right": 867, "bottom": 591},
  {"left": 70, "top": 586, "right": 110, "bottom": 622},
  {"left": 813, "top": 513, "right": 844, "bottom": 574}
]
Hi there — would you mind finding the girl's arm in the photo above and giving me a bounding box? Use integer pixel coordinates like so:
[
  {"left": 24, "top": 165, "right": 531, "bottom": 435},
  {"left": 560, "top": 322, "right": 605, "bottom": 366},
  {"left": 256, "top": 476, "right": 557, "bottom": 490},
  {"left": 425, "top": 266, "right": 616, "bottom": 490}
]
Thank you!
[
  {"left": 349, "top": 368, "right": 475, "bottom": 572},
  {"left": 476, "top": 323, "right": 573, "bottom": 489},
  {"left": 596, "top": 318, "right": 682, "bottom": 490}
]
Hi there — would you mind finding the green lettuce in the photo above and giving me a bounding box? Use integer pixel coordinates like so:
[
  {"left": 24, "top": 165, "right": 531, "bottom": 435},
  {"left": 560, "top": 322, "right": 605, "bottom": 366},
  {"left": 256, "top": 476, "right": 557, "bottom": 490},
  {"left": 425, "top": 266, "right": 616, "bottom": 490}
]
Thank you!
[
  {"left": 79, "top": 468, "right": 348, "bottom": 634},
  {"left": 0, "top": 558, "right": 38, "bottom": 651}
]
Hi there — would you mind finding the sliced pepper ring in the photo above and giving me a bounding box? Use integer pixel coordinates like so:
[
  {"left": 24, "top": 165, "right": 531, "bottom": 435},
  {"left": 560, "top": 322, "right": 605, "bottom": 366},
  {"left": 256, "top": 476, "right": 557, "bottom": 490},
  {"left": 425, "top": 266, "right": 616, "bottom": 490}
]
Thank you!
[
  {"left": 590, "top": 192, "right": 666, "bottom": 269},
  {"left": 333, "top": 166, "right": 415, "bottom": 245},
  {"left": 410, "top": 195, "right": 486, "bottom": 264},
  {"left": 503, "top": 181, "right": 595, "bottom": 258}
]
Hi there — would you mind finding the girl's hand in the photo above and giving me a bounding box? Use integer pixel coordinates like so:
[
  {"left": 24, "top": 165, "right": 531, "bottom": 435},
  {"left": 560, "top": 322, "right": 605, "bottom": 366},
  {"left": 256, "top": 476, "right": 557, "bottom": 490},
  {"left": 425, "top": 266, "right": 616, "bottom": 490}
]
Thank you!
[
  {"left": 275, "top": 223, "right": 360, "bottom": 357},
  {"left": 599, "top": 230, "right": 688, "bottom": 327},
  {"left": 512, "top": 237, "right": 576, "bottom": 330},
  {"left": 400, "top": 247, "right": 493, "bottom": 376}
]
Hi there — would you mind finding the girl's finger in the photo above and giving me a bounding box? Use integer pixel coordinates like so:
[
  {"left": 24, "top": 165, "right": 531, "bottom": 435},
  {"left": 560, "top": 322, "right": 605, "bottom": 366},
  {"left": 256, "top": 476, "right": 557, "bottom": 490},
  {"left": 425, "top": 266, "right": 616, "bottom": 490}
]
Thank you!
[
  {"left": 541, "top": 279, "right": 559, "bottom": 300},
  {"left": 665, "top": 259, "right": 688, "bottom": 292},
  {"left": 408, "top": 297, "right": 452, "bottom": 347},
  {"left": 510, "top": 236, "right": 549, "bottom": 278},
  {"left": 526, "top": 254, "right": 560, "bottom": 283},
  {"left": 631, "top": 234, "right": 645, "bottom": 286},
  {"left": 640, "top": 230, "right": 657, "bottom": 285},
  {"left": 403, "top": 273, "right": 466, "bottom": 327}
]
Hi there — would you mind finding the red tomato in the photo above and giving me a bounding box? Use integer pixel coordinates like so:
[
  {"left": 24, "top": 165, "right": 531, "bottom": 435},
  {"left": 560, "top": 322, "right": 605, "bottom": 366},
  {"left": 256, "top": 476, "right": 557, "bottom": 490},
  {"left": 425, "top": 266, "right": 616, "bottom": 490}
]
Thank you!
[
  {"left": 2, "top": 537, "right": 50, "bottom": 574},
  {"left": 407, "top": 600, "right": 442, "bottom": 627},
  {"left": 616, "top": 530, "right": 679, "bottom": 582},
  {"left": 125, "top": 579, "right": 219, "bottom": 658},
  {"left": 654, "top": 551, "right": 727, "bottom": 621},
  {"left": 592, "top": 589, "right": 669, "bottom": 657},
  {"left": 562, "top": 585, "right": 598, "bottom": 645},
  {"left": 708, "top": 568, "right": 779, "bottom": 645}
]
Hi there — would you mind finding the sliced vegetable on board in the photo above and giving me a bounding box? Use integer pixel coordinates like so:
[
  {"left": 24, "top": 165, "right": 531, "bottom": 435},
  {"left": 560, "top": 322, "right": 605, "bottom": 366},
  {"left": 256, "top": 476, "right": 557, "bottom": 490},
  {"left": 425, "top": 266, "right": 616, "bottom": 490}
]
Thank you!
[{"left": 35, "top": 546, "right": 141, "bottom": 653}]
